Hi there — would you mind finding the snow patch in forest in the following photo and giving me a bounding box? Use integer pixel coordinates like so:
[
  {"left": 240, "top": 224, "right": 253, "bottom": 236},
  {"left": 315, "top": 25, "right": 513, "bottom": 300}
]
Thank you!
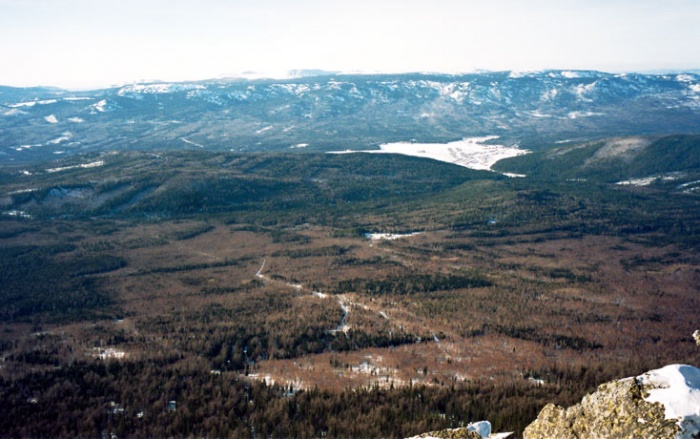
[
  {"left": 92, "top": 348, "right": 126, "bottom": 360},
  {"left": 3, "top": 210, "right": 32, "bottom": 219},
  {"left": 365, "top": 232, "right": 422, "bottom": 241},
  {"left": 46, "top": 160, "right": 104, "bottom": 173}
]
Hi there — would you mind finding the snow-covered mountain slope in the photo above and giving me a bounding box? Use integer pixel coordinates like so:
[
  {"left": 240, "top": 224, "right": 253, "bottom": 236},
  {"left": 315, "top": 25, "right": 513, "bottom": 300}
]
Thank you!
[{"left": 1, "top": 71, "right": 699, "bottom": 164}]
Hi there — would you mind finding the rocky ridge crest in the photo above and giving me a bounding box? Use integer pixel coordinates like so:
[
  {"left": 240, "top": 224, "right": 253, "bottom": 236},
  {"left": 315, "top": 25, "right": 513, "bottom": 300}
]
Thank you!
[{"left": 523, "top": 364, "right": 700, "bottom": 439}]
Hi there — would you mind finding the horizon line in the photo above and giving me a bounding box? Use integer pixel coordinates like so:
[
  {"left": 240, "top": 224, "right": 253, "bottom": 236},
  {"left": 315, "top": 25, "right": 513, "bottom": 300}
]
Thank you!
[{"left": 3, "top": 67, "right": 700, "bottom": 92}]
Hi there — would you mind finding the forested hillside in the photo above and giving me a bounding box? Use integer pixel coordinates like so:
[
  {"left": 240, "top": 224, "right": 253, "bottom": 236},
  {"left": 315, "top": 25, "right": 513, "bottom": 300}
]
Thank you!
[{"left": 1, "top": 148, "right": 699, "bottom": 437}]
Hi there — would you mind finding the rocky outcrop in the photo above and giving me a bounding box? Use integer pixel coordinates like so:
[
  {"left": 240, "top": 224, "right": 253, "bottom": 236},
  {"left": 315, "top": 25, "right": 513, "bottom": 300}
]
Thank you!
[
  {"left": 407, "top": 421, "right": 513, "bottom": 439},
  {"left": 523, "top": 364, "right": 700, "bottom": 439},
  {"left": 409, "top": 364, "right": 699, "bottom": 439}
]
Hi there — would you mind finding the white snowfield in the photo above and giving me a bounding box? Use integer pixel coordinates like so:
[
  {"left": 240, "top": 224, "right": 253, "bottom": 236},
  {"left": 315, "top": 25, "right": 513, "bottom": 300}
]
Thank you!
[
  {"left": 637, "top": 364, "right": 700, "bottom": 438},
  {"left": 331, "top": 136, "right": 529, "bottom": 172}
]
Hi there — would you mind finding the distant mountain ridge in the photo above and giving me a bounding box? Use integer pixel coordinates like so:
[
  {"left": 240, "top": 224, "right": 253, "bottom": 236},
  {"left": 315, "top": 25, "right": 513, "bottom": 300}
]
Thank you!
[{"left": 1, "top": 70, "right": 699, "bottom": 164}]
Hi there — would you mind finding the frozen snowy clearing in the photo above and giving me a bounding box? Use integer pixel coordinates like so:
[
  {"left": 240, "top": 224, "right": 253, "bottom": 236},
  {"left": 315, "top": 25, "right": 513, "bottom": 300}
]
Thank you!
[
  {"left": 46, "top": 160, "right": 104, "bottom": 173},
  {"left": 255, "top": 125, "right": 274, "bottom": 134},
  {"left": 92, "top": 347, "right": 127, "bottom": 360},
  {"left": 2, "top": 210, "right": 32, "bottom": 219},
  {"left": 181, "top": 138, "right": 205, "bottom": 148},
  {"left": 331, "top": 136, "right": 529, "bottom": 172},
  {"left": 365, "top": 232, "right": 422, "bottom": 241},
  {"left": 616, "top": 173, "right": 685, "bottom": 187}
]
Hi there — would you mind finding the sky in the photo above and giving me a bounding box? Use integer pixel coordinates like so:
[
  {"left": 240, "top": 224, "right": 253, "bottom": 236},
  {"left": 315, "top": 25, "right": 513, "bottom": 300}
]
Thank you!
[{"left": 0, "top": 0, "right": 699, "bottom": 89}]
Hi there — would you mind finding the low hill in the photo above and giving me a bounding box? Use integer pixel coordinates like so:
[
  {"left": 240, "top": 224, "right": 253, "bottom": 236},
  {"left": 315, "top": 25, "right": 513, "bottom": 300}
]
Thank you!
[
  {"left": 493, "top": 134, "right": 700, "bottom": 192},
  {"left": 0, "top": 150, "right": 499, "bottom": 220}
]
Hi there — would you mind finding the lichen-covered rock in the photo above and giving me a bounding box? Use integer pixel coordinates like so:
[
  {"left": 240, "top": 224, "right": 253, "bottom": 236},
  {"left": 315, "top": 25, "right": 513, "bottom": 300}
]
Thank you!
[{"left": 524, "top": 364, "right": 700, "bottom": 439}]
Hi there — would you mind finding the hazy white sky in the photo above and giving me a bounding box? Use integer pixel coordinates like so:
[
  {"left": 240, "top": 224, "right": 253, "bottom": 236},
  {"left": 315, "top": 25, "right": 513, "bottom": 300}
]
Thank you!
[{"left": 1, "top": 0, "right": 699, "bottom": 89}]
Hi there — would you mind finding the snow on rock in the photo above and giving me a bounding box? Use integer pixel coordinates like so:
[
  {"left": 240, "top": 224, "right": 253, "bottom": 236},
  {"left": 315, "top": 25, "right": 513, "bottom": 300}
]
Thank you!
[
  {"left": 524, "top": 364, "right": 700, "bottom": 439},
  {"left": 638, "top": 364, "right": 700, "bottom": 438},
  {"left": 467, "top": 421, "right": 491, "bottom": 437},
  {"left": 406, "top": 420, "right": 513, "bottom": 438}
]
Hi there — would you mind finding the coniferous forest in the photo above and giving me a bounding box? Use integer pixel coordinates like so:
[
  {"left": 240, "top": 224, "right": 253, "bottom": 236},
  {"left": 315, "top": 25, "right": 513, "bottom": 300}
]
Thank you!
[{"left": 1, "top": 143, "right": 699, "bottom": 438}]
